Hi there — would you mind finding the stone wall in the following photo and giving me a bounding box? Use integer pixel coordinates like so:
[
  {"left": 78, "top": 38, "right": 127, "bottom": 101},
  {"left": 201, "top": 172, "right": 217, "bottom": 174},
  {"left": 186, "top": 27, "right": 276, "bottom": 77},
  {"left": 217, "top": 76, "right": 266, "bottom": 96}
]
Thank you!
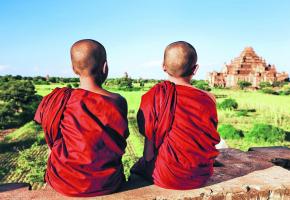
[{"left": 1, "top": 147, "right": 290, "bottom": 200}]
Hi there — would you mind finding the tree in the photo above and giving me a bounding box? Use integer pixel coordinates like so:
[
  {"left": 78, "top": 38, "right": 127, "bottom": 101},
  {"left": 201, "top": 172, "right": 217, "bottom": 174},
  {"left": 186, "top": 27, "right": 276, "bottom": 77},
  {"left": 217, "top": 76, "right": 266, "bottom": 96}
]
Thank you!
[
  {"left": 191, "top": 80, "right": 211, "bottom": 91},
  {"left": 0, "top": 80, "right": 41, "bottom": 129},
  {"left": 140, "top": 81, "right": 145, "bottom": 87},
  {"left": 48, "top": 77, "right": 57, "bottom": 83},
  {"left": 118, "top": 77, "right": 133, "bottom": 89},
  {"left": 237, "top": 80, "right": 252, "bottom": 90}
]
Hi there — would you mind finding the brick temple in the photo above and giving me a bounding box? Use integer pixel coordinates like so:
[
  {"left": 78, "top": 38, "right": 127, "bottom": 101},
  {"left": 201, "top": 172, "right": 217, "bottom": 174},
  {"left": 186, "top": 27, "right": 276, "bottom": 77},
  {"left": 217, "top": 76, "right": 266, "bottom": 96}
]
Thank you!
[{"left": 207, "top": 47, "right": 289, "bottom": 88}]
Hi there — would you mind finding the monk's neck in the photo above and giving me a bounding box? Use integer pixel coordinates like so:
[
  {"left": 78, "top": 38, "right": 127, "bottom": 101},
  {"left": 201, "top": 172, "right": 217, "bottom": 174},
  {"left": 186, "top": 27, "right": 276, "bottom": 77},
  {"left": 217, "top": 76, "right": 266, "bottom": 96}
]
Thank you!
[
  {"left": 167, "top": 75, "right": 192, "bottom": 87},
  {"left": 79, "top": 76, "right": 103, "bottom": 92}
]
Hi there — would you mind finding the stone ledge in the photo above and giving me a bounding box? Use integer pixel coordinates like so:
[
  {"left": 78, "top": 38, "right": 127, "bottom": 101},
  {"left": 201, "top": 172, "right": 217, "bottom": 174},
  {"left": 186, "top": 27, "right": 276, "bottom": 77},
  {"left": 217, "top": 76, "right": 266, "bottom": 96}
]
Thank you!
[
  {"left": 1, "top": 147, "right": 290, "bottom": 199},
  {"left": 1, "top": 166, "right": 289, "bottom": 200}
]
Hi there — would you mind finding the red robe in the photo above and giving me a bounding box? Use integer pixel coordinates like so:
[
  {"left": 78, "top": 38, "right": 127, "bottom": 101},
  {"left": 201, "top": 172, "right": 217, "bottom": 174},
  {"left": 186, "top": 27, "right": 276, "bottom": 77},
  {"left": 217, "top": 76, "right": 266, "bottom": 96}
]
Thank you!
[
  {"left": 34, "top": 87, "right": 129, "bottom": 197},
  {"left": 132, "top": 81, "right": 220, "bottom": 189}
]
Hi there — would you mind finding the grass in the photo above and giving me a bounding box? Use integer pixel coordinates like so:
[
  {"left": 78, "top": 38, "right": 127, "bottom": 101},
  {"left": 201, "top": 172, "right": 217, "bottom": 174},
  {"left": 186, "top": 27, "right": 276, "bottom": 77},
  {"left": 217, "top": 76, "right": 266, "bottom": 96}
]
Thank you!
[
  {"left": 4, "top": 121, "right": 42, "bottom": 142},
  {"left": 214, "top": 89, "right": 290, "bottom": 132},
  {"left": 35, "top": 83, "right": 66, "bottom": 96},
  {"left": 0, "top": 121, "right": 48, "bottom": 189},
  {"left": 226, "top": 139, "right": 290, "bottom": 151}
]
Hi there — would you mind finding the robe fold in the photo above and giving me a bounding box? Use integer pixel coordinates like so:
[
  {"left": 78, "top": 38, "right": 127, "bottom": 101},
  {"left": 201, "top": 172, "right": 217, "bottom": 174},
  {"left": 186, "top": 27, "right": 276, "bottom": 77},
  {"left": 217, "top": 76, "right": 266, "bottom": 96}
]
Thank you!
[
  {"left": 132, "top": 81, "right": 220, "bottom": 190},
  {"left": 34, "top": 87, "right": 129, "bottom": 197}
]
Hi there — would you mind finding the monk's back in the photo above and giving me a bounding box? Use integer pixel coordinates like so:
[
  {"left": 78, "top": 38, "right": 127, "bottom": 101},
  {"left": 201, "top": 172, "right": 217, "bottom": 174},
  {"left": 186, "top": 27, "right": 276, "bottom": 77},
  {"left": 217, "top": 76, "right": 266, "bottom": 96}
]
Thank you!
[
  {"left": 42, "top": 88, "right": 128, "bottom": 197},
  {"left": 151, "top": 84, "right": 220, "bottom": 189}
]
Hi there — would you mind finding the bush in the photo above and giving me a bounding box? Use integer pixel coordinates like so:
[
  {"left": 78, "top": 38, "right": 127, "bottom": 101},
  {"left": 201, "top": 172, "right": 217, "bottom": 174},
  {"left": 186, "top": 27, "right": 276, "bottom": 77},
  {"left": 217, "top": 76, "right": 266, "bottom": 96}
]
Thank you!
[
  {"left": 246, "top": 124, "right": 286, "bottom": 143},
  {"left": 0, "top": 80, "right": 41, "bottom": 129},
  {"left": 218, "top": 98, "right": 238, "bottom": 110},
  {"left": 237, "top": 81, "right": 252, "bottom": 90},
  {"left": 218, "top": 124, "right": 244, "bottom": 139},
  {"left": 261, "top": 87, "right": 279, "bottom": 95},
  {"left": 272, "top": 81, "right": 284, "bottom": 87},
  {"left": 192, "top": 80, "right": 211, "bottom": 91},
  {"left": 66, "top": 84, "right": 72, "bottom": 88},
  {"left": 279, "top": 85, "right": 290, "bottom": 95},
  {"left": 259, "top": 81, "right": 271, "bottom": 88},
  {"left": 73, "top": 83, "right": 79, "bottom": 88}
]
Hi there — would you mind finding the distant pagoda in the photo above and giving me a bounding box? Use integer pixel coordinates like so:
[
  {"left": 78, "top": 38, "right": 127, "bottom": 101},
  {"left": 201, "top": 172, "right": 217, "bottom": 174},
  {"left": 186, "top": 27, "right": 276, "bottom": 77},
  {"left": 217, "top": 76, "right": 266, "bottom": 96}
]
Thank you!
[{"left": 207, "top": 47, "right": 289, "bottom": 88}]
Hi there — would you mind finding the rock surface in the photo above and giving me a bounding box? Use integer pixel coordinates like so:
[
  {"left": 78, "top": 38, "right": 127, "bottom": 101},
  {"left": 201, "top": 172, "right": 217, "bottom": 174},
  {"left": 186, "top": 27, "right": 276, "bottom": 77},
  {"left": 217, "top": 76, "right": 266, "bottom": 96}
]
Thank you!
[{"left": 1, "top": 146, "right": 290, "bottom": 200}]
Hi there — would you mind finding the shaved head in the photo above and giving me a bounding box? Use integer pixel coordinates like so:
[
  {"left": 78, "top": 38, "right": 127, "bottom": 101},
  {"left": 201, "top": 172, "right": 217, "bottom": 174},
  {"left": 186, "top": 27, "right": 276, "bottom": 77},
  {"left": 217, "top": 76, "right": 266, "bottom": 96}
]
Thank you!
[
  {"left": 71, "top": 39, "right": 107, "bottom": 85},
  {"left": 163, "top": 41, "right": 197, "bottom": 77}
]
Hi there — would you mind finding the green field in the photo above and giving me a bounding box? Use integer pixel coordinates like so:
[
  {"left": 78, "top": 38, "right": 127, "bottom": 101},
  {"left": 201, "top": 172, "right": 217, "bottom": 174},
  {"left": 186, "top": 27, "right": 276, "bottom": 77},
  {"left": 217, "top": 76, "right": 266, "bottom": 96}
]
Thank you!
[
  {"left": 1, "top": 83, "right": 289, "bottom": 189},
  {"left": 35, "top": 83, "right": 290, "bottom": 151}
]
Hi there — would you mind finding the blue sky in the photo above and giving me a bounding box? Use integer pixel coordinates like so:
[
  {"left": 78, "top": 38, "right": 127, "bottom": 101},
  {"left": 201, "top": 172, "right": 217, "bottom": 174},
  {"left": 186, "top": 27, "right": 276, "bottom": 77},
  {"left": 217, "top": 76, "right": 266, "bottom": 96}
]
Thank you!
[{"left": 0, "top": 0, "right": 289, "bottom": 79}]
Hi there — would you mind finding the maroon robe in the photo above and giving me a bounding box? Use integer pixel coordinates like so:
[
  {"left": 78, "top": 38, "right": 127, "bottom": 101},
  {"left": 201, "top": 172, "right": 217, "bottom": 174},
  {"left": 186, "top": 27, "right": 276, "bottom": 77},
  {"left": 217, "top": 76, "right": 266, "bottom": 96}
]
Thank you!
[
  {"left": 132, "top": 81, "right": 220, "bottom": 189},
  {"left": 34, "top": 87, "right": 129, "bottom": 197}
]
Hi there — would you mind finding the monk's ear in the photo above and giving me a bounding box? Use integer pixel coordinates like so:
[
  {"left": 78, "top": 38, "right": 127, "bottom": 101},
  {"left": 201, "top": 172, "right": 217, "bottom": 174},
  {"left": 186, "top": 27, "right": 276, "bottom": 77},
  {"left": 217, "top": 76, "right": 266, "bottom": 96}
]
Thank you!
[
  {"left": 101, "top": 61, "right": 108, "bottom": 83},
  {"left": 72, "top": 66, "right": 80, "bottom": 76},
  {"left": 102, "top": 61, "right": 108, "bottom": 75},
  {"left": 162, "top": 63, "right": 167, "bottom": 72},
  {"left": 192, "top": 64, "right": 199, "bottom": 75}
]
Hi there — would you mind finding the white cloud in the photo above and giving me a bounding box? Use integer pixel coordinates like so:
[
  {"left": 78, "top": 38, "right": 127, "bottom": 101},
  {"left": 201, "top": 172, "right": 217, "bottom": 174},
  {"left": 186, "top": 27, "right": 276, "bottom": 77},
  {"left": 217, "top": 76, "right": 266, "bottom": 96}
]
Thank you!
[
  {"left": 33, "top": 66, "right": 40, "bottom": 72},
  {"left": 0, "top": 65, "right": 8, "bottom": 72}
]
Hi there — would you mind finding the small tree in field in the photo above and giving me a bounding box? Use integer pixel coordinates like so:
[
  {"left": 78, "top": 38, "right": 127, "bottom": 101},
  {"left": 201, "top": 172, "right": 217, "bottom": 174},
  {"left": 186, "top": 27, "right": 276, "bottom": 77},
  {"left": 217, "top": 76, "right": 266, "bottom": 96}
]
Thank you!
[{"left": 237, "top": 80, "right": 252, "bottom": 90}]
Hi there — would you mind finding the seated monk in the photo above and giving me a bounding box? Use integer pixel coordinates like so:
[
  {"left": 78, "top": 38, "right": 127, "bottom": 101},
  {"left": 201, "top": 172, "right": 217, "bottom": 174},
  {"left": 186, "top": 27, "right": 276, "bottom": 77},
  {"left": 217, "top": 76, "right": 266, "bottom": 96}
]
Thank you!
[
  {"left": 34, "top": 39, "right": 129, "bottom": 197},
  {"left": 131, "top": 41, "right": 220, "bottom": 189}
]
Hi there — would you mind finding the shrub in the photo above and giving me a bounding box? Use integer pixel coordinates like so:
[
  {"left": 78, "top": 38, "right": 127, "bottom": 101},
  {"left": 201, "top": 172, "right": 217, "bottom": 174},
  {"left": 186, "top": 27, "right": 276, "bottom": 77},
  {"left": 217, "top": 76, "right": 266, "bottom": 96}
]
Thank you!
[
  {"left": 0, "top": 80, "right": 41, "bottom": 129},
  {"left": 66, "top": 84, "right": 72, "bottom": 88},
  {"left": 218, "top": 98, "right": 238, "bottom": 110},
  {"left": 192, "top": 80, "right": 211, "bottom": 91},
  {"left": 259, "top": 81, "right": 271, "bottom": 88},
  {"left": 279, "top": 85, "right": 290, "bottom": 95},
  {"left": 261, "top": 87, "right": 279, "bottom": 95},
  {"left": 246, "top": 124, "right": 286, "bottom": 143},
  {"left": 218, "top": 124, "right": 244, "bottom": 139},
  {"left": 272, "top": 81, "right": 284, "bottom": 87},
  {"left": 237, "top": 81, "right": 252, "bottom": 90},
  {"left": 73, "top": 83, "right": 79, "bottom": 88}
]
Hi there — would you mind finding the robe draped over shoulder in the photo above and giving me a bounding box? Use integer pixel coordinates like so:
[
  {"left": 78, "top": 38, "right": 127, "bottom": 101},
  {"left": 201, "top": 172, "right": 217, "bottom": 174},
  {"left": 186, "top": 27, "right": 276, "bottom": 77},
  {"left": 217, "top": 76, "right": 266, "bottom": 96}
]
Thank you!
[
  {"left": 34, "top": 87, "right": 129, "bottom": 197},
  {"left": 133, "top": 81, "right": 220, "bottom": 189}
]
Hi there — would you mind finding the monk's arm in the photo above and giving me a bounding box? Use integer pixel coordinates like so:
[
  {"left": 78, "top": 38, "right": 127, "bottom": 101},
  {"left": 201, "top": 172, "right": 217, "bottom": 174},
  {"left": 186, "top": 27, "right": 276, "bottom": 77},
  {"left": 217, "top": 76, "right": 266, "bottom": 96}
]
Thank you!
[
  {"left": 136, "top": 88, "right": 156, "bottom": 139},
  {"left": 34, "top": 96, "right": 46, "bottom": 124},
  {"left": 115, "top": 95, "right": 130, "bottom": 139}
]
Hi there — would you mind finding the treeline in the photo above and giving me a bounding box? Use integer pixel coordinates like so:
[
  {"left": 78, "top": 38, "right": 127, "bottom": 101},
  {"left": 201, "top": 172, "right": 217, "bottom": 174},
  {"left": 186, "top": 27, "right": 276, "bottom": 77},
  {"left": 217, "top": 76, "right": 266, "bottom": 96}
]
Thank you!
[{"left": 0, "top": 75, "right": 79, "bottom": 85}]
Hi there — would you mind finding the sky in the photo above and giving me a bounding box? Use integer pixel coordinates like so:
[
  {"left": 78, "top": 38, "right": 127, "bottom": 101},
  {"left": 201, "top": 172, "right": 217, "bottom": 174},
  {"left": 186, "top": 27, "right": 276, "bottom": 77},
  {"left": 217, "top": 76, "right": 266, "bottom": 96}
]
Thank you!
[{"left": 0, "top": 0, "right": 289, "bottom": 79}]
